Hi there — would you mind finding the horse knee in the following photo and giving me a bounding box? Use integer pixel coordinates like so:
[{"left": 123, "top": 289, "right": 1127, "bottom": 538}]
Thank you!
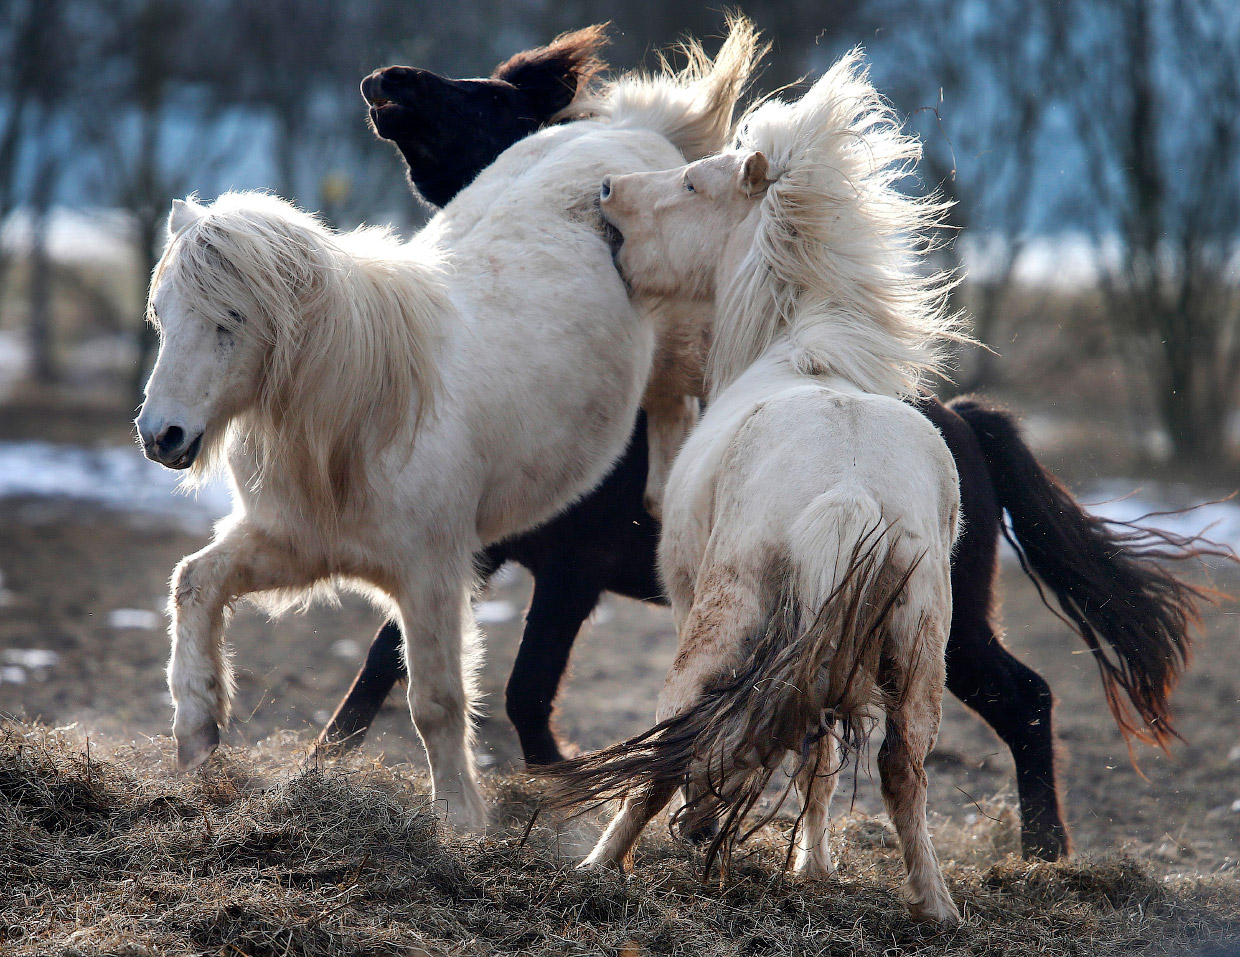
[{"left": 408, "top": 683, "right": 466, "bottom": 736}]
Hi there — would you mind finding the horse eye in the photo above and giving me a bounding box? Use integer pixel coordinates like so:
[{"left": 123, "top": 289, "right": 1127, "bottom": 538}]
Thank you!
[
  {"left": 216, "top": 310, "right": 243, "bottom": 335},
  {"left": 684, "top": 177, "right": 695, "bottom": 193}
]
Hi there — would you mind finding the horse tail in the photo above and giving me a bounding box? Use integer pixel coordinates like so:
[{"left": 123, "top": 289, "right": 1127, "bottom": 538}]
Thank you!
[
  {"left": 538, "top": 495, "right": 914, "bottom": 874},
  {"left": 588, "top": 15, "right": 765, "bottom": 162},
  {"left": 949, "top": 394, "right": 1229, "bottom": 754}
]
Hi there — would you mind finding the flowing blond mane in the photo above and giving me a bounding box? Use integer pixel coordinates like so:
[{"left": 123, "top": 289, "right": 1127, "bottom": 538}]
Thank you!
[
  {"left": 708, "top": 49, "right": 962, "bottom": 399},
  {"left": 574, "top": 15, "right": 765, "bottom": 162},
  {"left": 152, "top": 191, "right": 449, "bottom": 524}
]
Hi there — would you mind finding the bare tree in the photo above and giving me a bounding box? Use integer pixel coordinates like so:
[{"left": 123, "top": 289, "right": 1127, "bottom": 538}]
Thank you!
[
  {"left": 1058, "top": 0, "right": 1240, "bottom": 463},
  {"left": 864, "top": 0, "right": 1063, "bottom": 391},
  {"left": 75, "top": 0, "right": 245, "bottom": 394},
  {"left": 0, "top": 0, "right": 73, "bottom": 339}
]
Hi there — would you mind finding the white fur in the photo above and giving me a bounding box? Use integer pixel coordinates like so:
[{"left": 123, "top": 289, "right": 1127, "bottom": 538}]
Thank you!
[
  {"left": 136, "top": 26, "right": 759, "bottom": 833},
  {"left": 589, "top": 53, "right": 963, "bottom": 924}
]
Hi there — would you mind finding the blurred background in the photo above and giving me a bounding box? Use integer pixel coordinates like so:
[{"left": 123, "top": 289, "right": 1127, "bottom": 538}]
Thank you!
[
  {"left": 1, "top": 0, "right": 1238, "bottom": 472},
  {"left": 0, "top": 0, "right": 1239, "bottom": 867}
]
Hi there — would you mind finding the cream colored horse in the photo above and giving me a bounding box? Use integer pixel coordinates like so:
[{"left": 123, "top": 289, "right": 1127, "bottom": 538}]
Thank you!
[
  {"left": 136, "top": 23, "right": 760, "bottom": 833},
  {"left": 547, "top": 51, "right": 963, "bottom": 924}
]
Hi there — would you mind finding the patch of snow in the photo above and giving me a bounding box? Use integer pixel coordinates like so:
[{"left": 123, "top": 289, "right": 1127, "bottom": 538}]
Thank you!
[
  {"left": 0, "top": 208, "right": 135, "bottom": 266},
  {"left": 474, "top": 599, "right": 516, "bottom": 624},
  {"left": 3, "top": 649, "right": 59, "bottom": 669},
  {"left": 1, "top": 665, "right": 26, "bottom": 684},
  {"left": 0, "top": 440, "right": 231, "bottom": 532},
  {"left": 330, "top": 639, "right": 361, "bottom": 659},
  {"left": 1000, "top": 481, "right": 1240, "bottom": 563},
  {"left": 107, "top": 608, "right": 162, "bottom": 630}
]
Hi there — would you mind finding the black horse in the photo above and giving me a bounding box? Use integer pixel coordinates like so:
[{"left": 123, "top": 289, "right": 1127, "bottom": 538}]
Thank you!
[{"left": 328, "top": 29, "right": 1218, "bottom": 861}]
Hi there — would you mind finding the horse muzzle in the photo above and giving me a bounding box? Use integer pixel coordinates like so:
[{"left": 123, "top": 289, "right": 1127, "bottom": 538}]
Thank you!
[{"left": 138, "top": 422, "right": 205, "bottom": 470}]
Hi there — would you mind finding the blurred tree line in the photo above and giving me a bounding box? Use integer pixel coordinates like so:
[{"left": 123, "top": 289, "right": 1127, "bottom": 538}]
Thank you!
[{"left": 0, "top": 0, "right": 1237, "bottom": 464}]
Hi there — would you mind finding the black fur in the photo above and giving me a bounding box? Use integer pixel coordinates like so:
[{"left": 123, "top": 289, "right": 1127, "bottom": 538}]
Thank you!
[
  {"left": 360, "top": 26, "right": 606, "bottom": 207},
  {"left": 326, "top": 40, "right": 1221, "bottom": 862}
]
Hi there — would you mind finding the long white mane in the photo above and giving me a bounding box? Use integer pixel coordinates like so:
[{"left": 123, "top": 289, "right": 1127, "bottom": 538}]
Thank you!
[
  {"left": 576, "top": 16, "right": 764, "bottom": 163},
  {"left": 151, "top": 191, "right": 450, "bottom": 522},
  {"left": 709, "top": 49, "right": 961, "bottom": 399}
]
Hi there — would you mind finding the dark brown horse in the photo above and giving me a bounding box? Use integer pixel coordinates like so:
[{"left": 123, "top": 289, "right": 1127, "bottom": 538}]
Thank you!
[{"left": 324, "top": 29, "right": 1221, "bottom": 861}]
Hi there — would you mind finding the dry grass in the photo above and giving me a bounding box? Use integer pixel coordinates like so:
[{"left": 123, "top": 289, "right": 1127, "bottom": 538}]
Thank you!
[{"left": 1, "top": 719, "right": 1237, "bottom": 957}]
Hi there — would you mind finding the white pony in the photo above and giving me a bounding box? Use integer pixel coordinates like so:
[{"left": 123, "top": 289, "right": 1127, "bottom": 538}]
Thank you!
[
  {"left": 135, "top": 22, "right": 759, "bottom": 833},
  {"left": 543, "top": 52, "right": 963, "bottom": 924}
]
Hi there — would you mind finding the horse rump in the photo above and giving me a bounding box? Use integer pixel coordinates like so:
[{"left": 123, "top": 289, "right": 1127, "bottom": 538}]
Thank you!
[
  {"left": 949, "top": 394, "right": 1234, "bottom": 753},
  {"left": 535, "top": 528, "right": 914, "bottom": 875}
]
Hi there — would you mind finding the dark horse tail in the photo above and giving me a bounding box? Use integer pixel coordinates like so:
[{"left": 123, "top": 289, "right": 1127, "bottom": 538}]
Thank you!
[{"left": 949, "top": 395, "right": 1230, "bottom": 753}]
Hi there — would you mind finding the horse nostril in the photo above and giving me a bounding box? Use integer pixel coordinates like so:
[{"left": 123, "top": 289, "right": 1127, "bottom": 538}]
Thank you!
[
  {"left": 600, "top": 177, "right": 612, "bottom": 201},
  {"left": 157, "top": 425, "right": 185, "bottom": 452}
]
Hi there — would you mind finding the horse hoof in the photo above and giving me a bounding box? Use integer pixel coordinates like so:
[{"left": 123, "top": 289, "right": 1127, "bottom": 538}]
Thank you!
[
  {"left": 905, "top": 889, "right": 961, "bottom": 926},
  {"left": 577, "top": 855, "right": 625, "bottom": 873},
  {"left": 792, "top": 853, "right": 837, "bottom": 879},
  {"left": 175, "top": 722, "right": 220, "bottom": 771}
]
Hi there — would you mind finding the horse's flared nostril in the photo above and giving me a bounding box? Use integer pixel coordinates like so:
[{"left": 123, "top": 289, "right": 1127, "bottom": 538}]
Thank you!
[
  {"left": 600, "top": 177, "right": 612, "bottom": 202},
  {"left": 156, "top": 424, "right": 185, "bottom": 454}
]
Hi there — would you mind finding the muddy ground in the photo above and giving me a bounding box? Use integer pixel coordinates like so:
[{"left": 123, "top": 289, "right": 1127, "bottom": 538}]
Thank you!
[{"left": 0, "top": 401, "right": 1238, "bottom": 885}]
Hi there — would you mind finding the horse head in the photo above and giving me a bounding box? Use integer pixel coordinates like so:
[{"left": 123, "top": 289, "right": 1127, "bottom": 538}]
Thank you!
[
  {"left": 136, "top": 197, "right": 272, "bottom": 472},
  {"left": 361, "top": 25, "right": 607, "bottom": 207},
  {"left": 600, "top": 149, "right": 769, "bottom": 303}
]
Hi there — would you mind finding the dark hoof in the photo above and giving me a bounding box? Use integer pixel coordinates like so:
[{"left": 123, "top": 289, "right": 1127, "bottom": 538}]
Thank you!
[
  {"left": 679, "top": 818, "right": 718, "bottom": 846},
  {"left": 1021, "top": 824, "right": 1070, "bottom": 862},
  {"left": 315, "top": 725, "right": 366, "bottom": 755}
]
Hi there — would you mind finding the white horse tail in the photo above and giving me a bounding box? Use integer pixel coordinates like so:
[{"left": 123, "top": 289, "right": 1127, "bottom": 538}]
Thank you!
[
  {"left": 538, "top": 496, "right": 912, "bottom": 875},
  {"left": 586, "top": 15, "right": 766, "bottom": 162}
]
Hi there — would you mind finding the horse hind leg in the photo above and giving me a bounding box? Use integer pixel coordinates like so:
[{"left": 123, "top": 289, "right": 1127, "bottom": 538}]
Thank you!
[
  {"left": 793, "top": 734, "right": 840, "bottom": 877},
  {"left": 581, "top": 781, "right": 680, "bottom": 870},
  {"left": 876, "top": 569, "right": 960, "bottom": 925},
  {"left": 582, "top": 562, "right": 767, "bottom": 869},
  {"left": 945, "top": 610, "right": 1068, "bottom": 860}
]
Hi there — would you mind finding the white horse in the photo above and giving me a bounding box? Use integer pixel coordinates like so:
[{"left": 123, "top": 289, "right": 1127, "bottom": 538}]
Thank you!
[
  {"left": 135, "top": 22, "right": 759, "bottom": 833},
  {"left": 543, "top": 51, "right": 963, "bottom": 924}
]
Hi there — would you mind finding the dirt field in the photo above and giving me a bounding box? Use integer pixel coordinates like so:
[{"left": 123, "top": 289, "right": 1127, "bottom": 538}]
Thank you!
[{"left": 1, "top": 402, "right": 1239, "bottom": 953}]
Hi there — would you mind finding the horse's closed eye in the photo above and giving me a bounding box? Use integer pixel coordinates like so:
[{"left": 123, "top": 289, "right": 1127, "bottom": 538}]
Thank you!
[{"left": 684, "top": 176, "right": 695, "bottom": 193}]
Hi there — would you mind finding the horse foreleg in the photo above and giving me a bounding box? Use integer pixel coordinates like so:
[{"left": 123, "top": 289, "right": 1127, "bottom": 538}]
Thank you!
[
  {"left": 318, "top": 543, "right": 510, "bottom": 753},
  {"left": 168, "top": 522, "right": 310, "bottom": 771},
  {"left": 397, "top": 566, "right": 487, "bottom": 834}
]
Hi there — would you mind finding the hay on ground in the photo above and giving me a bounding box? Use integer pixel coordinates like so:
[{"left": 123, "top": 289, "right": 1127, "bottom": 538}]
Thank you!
[{"left": 1, "top": 718, "right": 1237, "bottom": 957}]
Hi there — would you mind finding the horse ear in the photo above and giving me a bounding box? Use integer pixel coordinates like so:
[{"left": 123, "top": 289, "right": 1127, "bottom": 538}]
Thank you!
[
  {"left": 493, "top": 25, "right": 609, "bottom": 119},
  {"left": 739, "top": 151, "right": 769, "bottom": 196},
  {"left": 168, "top": 198, "right": 203, "bottom": 236}
]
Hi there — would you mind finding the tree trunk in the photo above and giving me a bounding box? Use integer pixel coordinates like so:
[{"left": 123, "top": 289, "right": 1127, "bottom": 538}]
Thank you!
[{"left": 130, "top": 210, "right": 161, "bottom": 399}]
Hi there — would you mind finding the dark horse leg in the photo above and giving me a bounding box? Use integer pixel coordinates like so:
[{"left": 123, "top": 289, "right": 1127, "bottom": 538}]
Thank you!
[
  {"left": 317, "top": 548, "right": 508, "bottom": 751},
  {"left": 506, "top": 563, "right": 607, "bottom": 765},
  {"left": 918, "top": 395, "right": 1070, "bottom": 860},
  {"left": 317, "top": 620, "right": 405, "bottom": 750},
  {"left": 944, "top": 610, "right": 1067, "bottom": 860}
]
